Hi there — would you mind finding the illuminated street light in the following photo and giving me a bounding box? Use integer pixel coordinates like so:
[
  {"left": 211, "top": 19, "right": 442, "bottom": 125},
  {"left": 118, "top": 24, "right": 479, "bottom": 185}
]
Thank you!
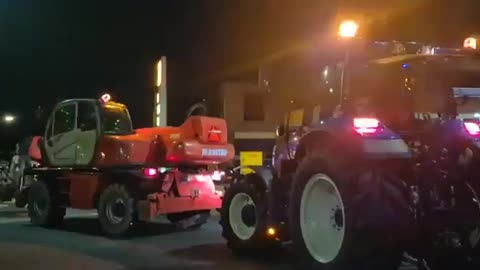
[
  {"left": 3, "top": 114, "right": 15, "bottom": 123},
  {"left": 338, "top": 20, "right": 358, "bottom": 38}
]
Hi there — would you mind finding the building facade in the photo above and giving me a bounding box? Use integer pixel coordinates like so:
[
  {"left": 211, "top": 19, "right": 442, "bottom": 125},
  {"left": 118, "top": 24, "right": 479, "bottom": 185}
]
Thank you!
[{"left": 219, "top": 81, "right": 282, "bottom": 161}]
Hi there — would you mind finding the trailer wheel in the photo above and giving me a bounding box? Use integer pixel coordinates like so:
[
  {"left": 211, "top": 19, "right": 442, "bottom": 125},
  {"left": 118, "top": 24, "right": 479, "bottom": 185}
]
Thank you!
[
  {"left": 289, "top": 156, "right": 409, "bottom": 270},
  {"left": 27, "top": 181, "right": 65, "bottom": 227},
  {"left": 97, "top": 183, "right": 135, "bottom": 238},
  {"left": 167, "top": 210, "right": 210, "bottom": 229},
  {"left": 220, "top": 180, "right": 275, "bottom": 255}
]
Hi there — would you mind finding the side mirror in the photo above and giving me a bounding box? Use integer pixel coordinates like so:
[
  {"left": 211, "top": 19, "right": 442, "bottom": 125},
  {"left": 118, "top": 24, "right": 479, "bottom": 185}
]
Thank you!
[{"left": 276, "top": 124, "right": 285, "bottom": 137}]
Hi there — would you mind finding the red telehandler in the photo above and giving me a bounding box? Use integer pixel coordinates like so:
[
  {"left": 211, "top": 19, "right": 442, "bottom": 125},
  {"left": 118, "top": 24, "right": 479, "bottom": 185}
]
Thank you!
[{"left": 18, "top": 96, "right": 234, "bottom": 237}]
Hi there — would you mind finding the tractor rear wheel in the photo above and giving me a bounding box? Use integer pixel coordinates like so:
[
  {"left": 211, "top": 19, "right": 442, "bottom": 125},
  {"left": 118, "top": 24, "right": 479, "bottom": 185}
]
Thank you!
[
  {"left": 27, "top": 180, "right": 65, "bottom": 227},
  {"left": 289, "top": 156, "right": 410, "bottom": 270},
  {"left": 97, "top": 183, "right": 135, "bottom": 238}
]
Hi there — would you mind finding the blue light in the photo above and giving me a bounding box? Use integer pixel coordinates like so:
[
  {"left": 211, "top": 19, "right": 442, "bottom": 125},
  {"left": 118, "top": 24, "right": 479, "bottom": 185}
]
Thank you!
[{"left": 402, "top": 63, "right": 409, "bottom": 69}]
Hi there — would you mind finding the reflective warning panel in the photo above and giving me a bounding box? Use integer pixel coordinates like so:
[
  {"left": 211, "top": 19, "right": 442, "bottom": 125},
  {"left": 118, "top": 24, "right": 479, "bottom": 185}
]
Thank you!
[
  {"left": 240, "top": 150, "right": 262, "bottom": 174},
  {"left": 240, "top": 151, "right": 263, "bottom": 167},
  {"left": 288, "top": 109, "right": 304, "bottom": 127},
  {"left": 208, "top": 126, "right": 221, "bottom": 142}
]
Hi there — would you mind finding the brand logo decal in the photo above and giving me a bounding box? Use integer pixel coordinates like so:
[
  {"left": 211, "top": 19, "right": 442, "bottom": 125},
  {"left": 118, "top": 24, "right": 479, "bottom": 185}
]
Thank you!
[{"left": 202, "top": 148, "right": 228, "bottom": 157}]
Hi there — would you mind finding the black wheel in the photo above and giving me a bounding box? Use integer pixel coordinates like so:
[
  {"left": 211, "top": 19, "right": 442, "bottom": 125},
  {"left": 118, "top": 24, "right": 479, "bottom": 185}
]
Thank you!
[
  {"left": 27, "top": 181, "right": 65, "bottom": 227},
  {"left": 289, "top": 156, "right": 410, "bottom": 270},
  {"left": 422, "top": 181, "right": 480, "bottom": 270},
  {"left": 14, "top": 188, "right": 28, "bottom": 208},
  {"left": 97, "top": 183, "right": 135, "bottom": 238},
  {"left": 167, "top": 210, "right": 210, "bottom": 229},
  {"left": 220, "top": 178, "right": 275, "bottom": 255},
  {"left": 0, "top": 184, "right": 12, "bottom": 202},
  {"left": 0, "top": 182, "right": 15, "bottom": 202},
  {"left": 14, "top": 173, "right": 34, "bottom": 208}
]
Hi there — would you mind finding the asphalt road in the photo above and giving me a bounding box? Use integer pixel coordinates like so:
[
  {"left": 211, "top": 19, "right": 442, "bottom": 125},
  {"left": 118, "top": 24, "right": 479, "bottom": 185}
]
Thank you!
[{"left": 0, "top": 202, "right": 415, "bottom": 270}]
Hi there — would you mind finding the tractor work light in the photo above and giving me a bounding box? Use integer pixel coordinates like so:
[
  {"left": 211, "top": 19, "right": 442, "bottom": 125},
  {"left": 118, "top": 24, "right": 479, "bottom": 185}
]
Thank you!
[
  {"left": 338, "top": 20, "right": 358, "bottom": 38},
  {"left": 267, "top": 227, "right": 276, "bottom": 237}
]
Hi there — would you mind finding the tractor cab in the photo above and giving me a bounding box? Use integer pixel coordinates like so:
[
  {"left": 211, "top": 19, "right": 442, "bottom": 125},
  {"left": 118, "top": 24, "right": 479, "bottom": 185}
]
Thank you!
[
  {"left": 43, "top": 97, "right": 133, "bottom": 167},
  {"left": 338, "top": 53, "right": 480, "bottom": 134}
]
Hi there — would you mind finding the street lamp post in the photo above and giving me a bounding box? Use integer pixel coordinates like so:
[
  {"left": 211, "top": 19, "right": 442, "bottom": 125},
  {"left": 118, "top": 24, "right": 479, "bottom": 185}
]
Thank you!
[{"left": 338, "top": 20, "right": 358, "bottom": 104}]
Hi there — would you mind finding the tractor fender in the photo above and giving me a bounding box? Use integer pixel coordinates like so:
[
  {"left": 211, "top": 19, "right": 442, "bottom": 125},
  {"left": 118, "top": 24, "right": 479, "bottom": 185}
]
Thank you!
[
  {"left": 294, "top": 116, "right": 358, "bottom": 160},
  {"left": 303, "top": 117, "right": 411, "bottom": 160},
  {"left": 295, "top": 129, "right": 335, "bottom": 161},
  {"left": 231, "top": 166, "right": 273, "bottom": 191}
]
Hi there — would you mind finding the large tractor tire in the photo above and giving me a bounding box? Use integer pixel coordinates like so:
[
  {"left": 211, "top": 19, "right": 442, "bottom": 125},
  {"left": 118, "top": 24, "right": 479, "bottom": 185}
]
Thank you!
[
  {"left": 167, "top": 210, "right": 210, "bottom": 229},
  {"left": 27, "top": 180, "right": 65, "bottom": 227},
  {"left": 423, "top": 180, "right": 480, "bottom": 270},
  {"left": 289, "top": 156, "right": 410, "bottom": 270},
  {"left": 220, "top": 179, "right": 276, "bottom": 255},
  {"left": 97, "top": 183, "right": 135, "bottom": 238}
]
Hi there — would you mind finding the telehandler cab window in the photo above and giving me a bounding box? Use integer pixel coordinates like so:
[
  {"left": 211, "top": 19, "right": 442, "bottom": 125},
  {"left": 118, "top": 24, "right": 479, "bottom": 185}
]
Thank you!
[
  {"left": 77, "top": 102, "right": 97, "bottom": 131},
  {"left": 45, "top": 120, "right": 53, "bottom": 140},
  {"left": 53, "top": 104, "right": 76, "bottom": 135},
  {"left": 102, "top": 105, "right": 133, "bottom": 135}
]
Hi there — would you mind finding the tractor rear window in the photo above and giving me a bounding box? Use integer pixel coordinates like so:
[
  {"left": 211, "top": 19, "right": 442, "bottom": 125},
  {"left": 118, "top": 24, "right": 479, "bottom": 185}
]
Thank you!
[
  {"left": 423, "top": 68, "right": 480, "bottom": 114},
  {"left": 102, "top": 106, "right": 133, "bottom": 135}
]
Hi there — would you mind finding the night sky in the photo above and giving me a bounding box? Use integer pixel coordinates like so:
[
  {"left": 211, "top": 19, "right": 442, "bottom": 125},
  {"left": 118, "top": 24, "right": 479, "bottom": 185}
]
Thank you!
[{"left": 0, "top": 0, "right": 479, "bottom": 152}]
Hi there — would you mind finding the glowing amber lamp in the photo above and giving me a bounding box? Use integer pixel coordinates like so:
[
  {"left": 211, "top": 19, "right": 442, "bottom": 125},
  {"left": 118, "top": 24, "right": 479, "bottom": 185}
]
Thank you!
[{"left": 338, "top": 20, "right": 358, "bottom": 38}]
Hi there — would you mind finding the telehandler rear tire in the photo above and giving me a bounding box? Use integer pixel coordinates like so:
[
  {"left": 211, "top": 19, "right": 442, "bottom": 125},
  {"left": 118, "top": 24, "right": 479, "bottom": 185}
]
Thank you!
[{"left": 27, "top": 180, "right": 65, "bottom": 227}]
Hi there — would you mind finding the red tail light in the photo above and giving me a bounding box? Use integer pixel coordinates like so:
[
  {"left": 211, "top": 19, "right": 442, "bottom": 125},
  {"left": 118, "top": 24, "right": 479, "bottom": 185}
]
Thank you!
[
  {"left": 464, "top": 121, "right": 480, "bottom": 135},
  {"left": 143, "top": 168, "right": 158, "bottom": 177},
  {"left": 353, "top": 118, "right": 380, "bottom": 134},
  {"left": 166, "top": 155, "right": 179, "bottom": 162}
]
